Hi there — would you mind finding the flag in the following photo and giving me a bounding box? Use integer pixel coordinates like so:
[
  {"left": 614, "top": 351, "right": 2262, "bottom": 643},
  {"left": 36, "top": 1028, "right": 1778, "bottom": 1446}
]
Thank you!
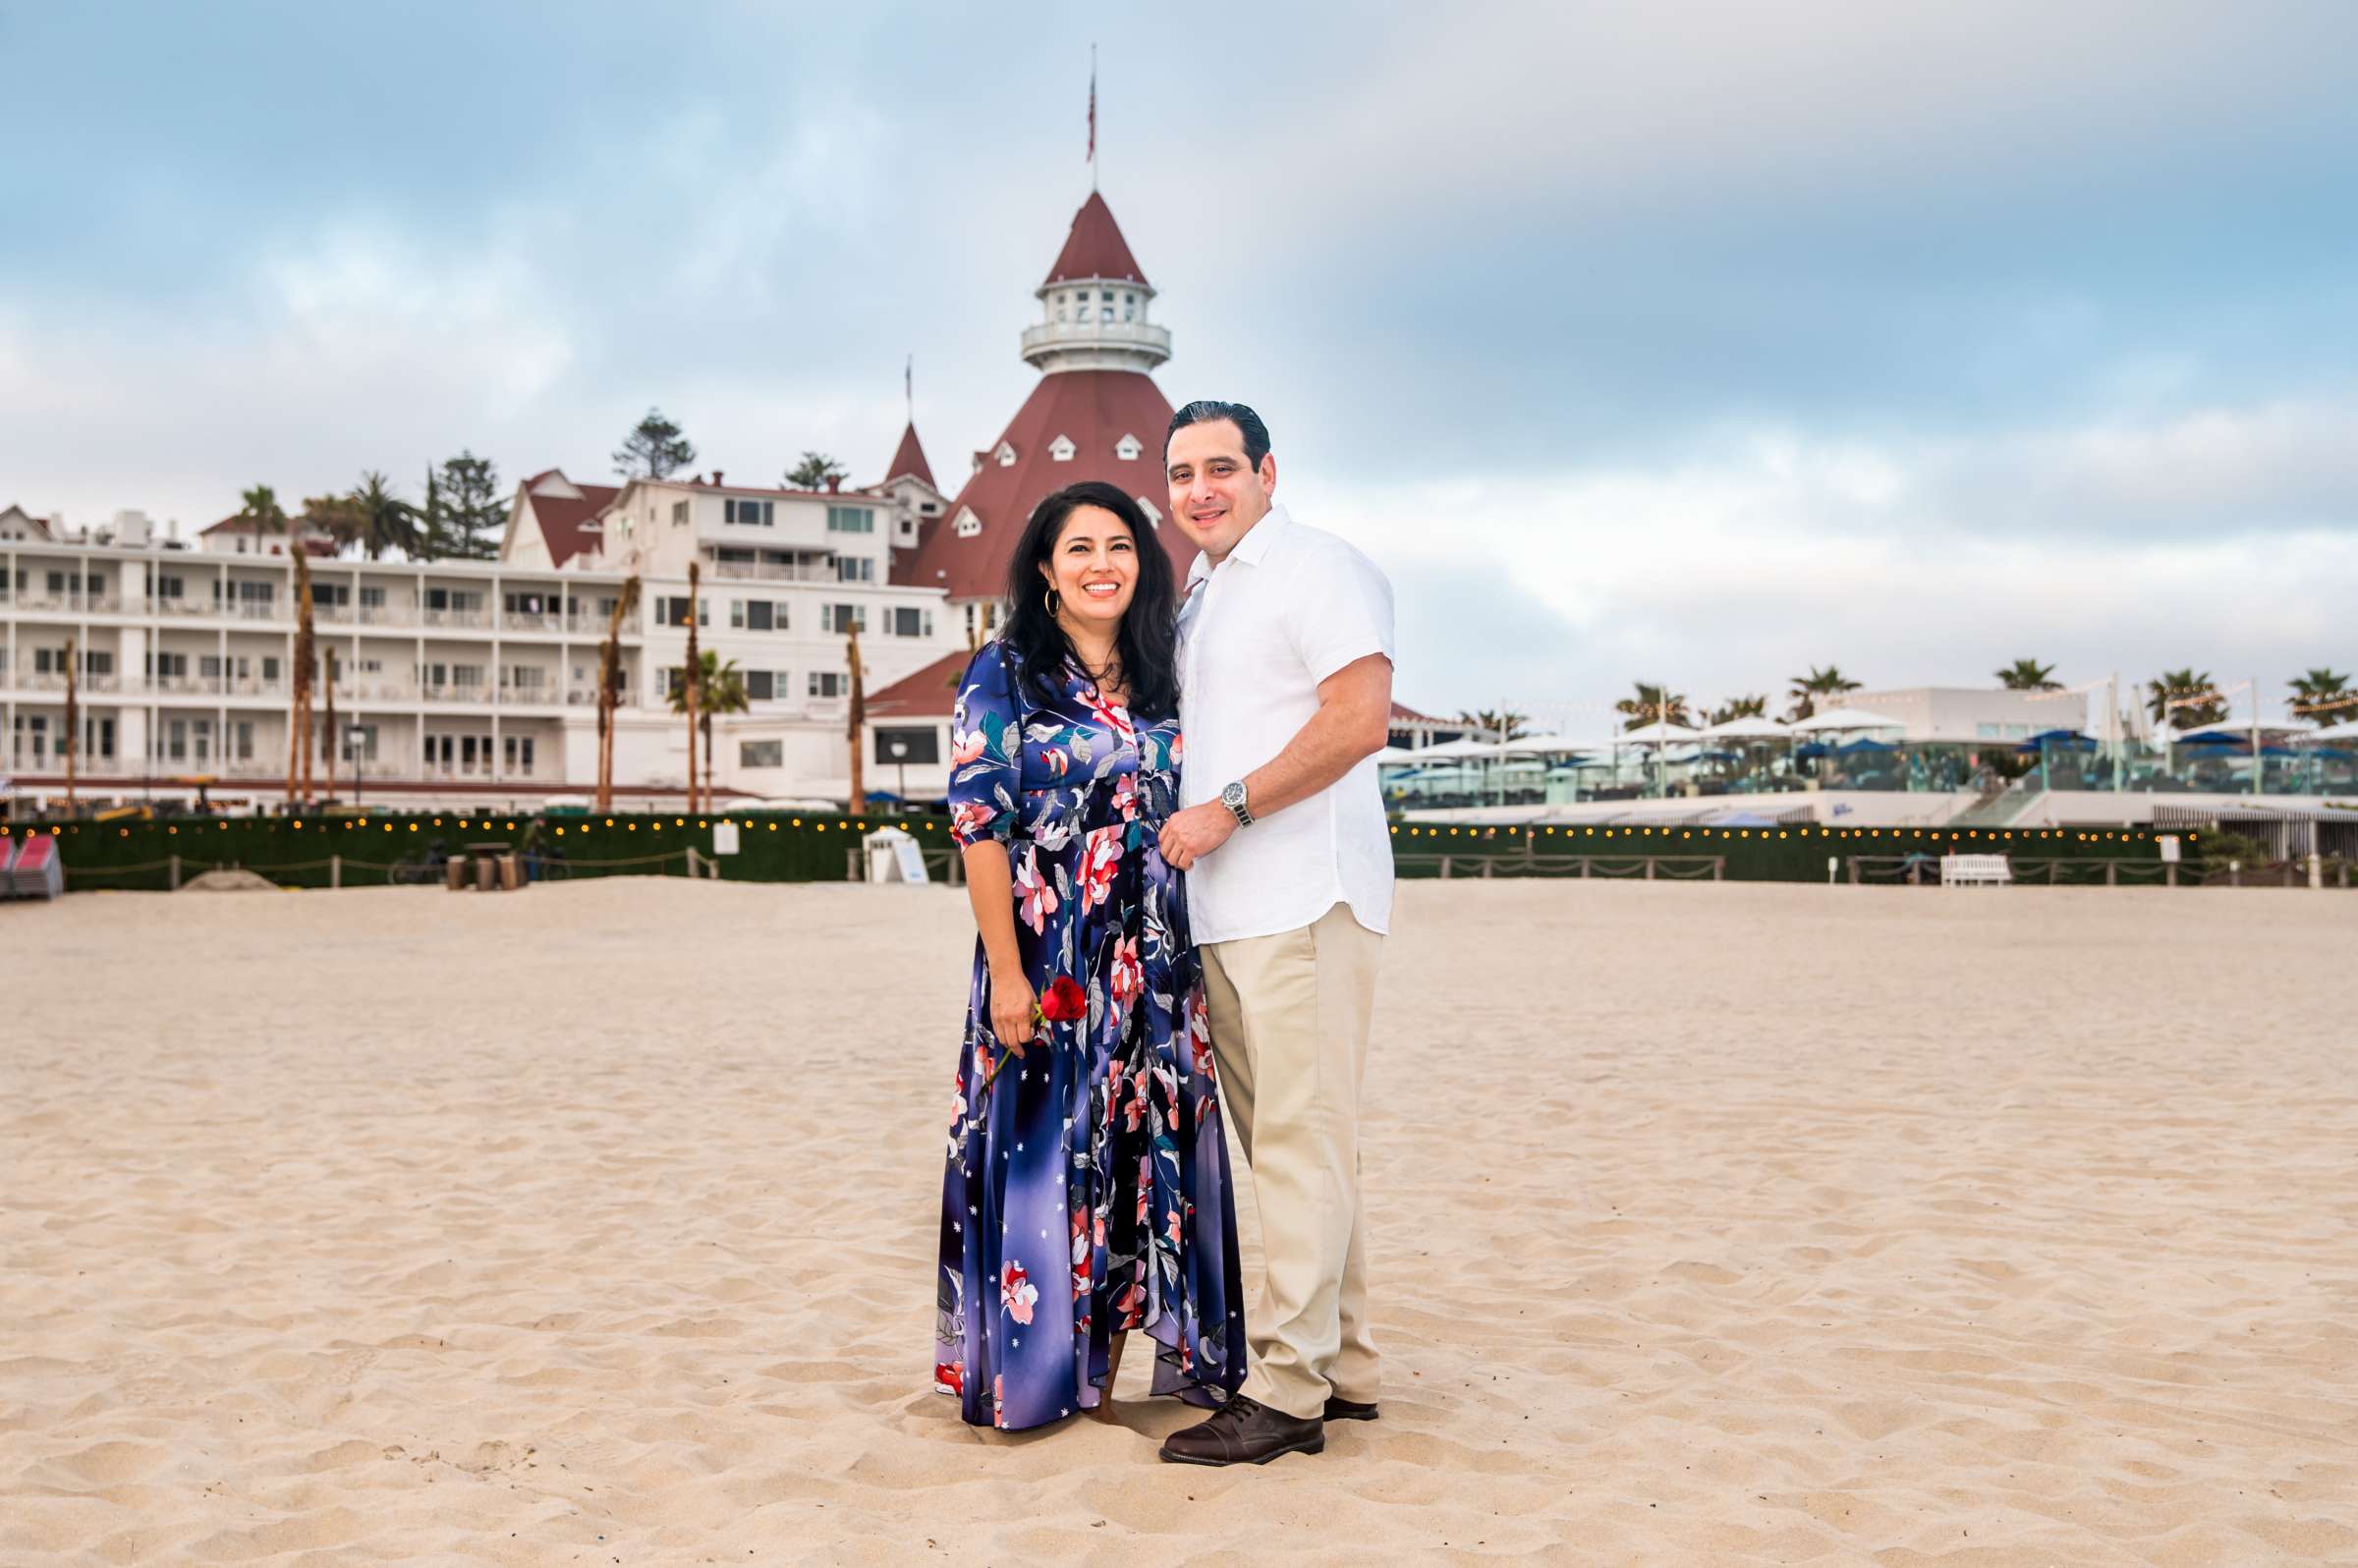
[{"left": 1087, "top": 50, "right": 1096, "bottom": 163}]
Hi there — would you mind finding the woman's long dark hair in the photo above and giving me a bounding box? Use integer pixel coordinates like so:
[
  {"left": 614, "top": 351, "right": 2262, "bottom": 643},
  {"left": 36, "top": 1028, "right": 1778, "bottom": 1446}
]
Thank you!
[{"left": 999, "top": 480, "right": 1180, "bottom": 721}]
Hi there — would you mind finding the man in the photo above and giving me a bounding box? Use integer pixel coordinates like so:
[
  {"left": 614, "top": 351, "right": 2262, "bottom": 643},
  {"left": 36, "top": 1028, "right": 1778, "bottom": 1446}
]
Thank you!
[{"left": 1154, "top": 400, "right": 1395, "bottom": 1466}]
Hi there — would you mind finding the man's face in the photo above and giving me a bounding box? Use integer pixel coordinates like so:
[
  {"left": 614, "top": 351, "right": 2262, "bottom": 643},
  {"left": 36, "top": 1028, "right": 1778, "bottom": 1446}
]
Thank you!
[{"left": 1166, "top": 419, "right": 1276, "bottom": 560}]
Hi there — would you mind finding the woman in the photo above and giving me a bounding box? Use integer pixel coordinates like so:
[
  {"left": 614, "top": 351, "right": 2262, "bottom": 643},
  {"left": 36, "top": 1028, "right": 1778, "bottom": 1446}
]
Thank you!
[{"left": 933, "top": 480, "right": 1245, "bottom": 1431}]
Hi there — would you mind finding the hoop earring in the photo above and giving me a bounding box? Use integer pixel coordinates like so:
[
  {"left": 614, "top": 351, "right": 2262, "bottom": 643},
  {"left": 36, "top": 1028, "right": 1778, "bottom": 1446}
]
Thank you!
[{"left": 1043, "top": 586, "right": 1060, "bottom": 616}]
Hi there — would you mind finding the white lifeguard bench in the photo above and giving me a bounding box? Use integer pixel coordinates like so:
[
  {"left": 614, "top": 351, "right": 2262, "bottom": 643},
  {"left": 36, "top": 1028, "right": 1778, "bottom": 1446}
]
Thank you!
[{"left": 1940, "top": 852, "right": 2013, "bottom": 888}]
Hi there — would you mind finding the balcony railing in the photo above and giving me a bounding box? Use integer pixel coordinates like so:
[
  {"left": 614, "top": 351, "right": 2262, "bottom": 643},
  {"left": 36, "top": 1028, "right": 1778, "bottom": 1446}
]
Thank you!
[{"left": 709, "top": 561, "right": 836, "bottom": 584}]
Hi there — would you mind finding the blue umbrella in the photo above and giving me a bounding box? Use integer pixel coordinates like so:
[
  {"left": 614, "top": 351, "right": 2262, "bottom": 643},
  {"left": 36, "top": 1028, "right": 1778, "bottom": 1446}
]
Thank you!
[
  {"left": 1795, "top": 741, "right": 1832, "bottom": 759},
  {"left": 2174, "top": 731, "right": 2243, "bottom": 748},
  {"left": 1836, "top": 736, "right": 1897, "bottom": 755}
]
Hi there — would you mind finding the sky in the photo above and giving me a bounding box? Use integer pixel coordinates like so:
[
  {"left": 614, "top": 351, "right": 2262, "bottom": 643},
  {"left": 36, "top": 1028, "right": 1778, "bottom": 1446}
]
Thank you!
[{"left": 3, "top": 1, "right": 2354, "bottom": 727}]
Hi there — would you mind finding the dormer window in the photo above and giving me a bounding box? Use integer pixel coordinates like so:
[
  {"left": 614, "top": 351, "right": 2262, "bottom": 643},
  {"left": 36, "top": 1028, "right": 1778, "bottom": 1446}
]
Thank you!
[
  {"left": 1115, "top": 433, "right": 1142, "bottom": 462},
  {"left": 1048, "top": 434, "right": 1076, "bottom": 463},
  {"left": 954, "top": 508, "right": 982, "bottom": 538},
  {"left": 1137, "top": 496, "right": 1163, "bottom": 530},
  {"left": 995, "top": 441, "right": 1017, "bottom": 468}
]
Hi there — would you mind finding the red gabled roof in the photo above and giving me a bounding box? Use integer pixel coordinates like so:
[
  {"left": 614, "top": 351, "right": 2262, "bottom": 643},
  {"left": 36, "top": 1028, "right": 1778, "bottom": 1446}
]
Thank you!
[
  {"left": 1042, "top": 192, "right": 1150, "bottom": 287},
  {"left": 896, "top": 368, "right": 1185, "bottom": 600},
  {"left": 1391, "top": 700, "right": 1444, "bottom": 723},
  {"left": 866, "top": 650, "right": 971, "bottom": 720},
  {"left": 529, "top": 480, "right": 619, "bottom": 568},
  {"left": 882, "top": 421, "right": 935, "bottom": 489}
]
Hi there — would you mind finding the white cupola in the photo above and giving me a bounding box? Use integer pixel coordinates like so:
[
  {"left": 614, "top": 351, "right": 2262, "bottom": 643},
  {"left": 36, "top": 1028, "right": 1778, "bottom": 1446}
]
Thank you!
[{"left": 1020, "top": 191, "right": 1171, "bottom": 376}]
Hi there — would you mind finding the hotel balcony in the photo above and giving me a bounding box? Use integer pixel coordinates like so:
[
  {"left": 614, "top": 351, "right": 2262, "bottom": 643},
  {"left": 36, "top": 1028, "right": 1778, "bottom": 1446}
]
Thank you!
[{"left": 708, "top": 560, "right": 838, "bottom": 585}]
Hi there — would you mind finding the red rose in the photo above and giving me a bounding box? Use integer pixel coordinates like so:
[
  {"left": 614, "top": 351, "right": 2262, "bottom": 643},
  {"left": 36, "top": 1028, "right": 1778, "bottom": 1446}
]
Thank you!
[{"left": 1039, "top": 975, "right": 1089, "bottom": 1024}]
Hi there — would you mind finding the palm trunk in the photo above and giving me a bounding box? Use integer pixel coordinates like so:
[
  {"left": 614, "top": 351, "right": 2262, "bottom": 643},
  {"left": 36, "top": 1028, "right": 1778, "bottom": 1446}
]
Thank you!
[
  {"left": 845, "top": 622, "right": 866, "bottom": 812},
  {"left": 322, "top": 647, "right": 338, "bottom": 797},
  {"left": 702, "top": 713, "right": 715, "bottom": 812},
  {"left": 290, "top": 551, "right": 317, "bottom": 804},
  {"left": 685, "top": 561, "right": 702, "bottom": 813},
  {"left": 595, "top": 576, "right": 641, "bottom": 812},
  {"left": 63, "top": 637, "right": 79, "bottom": 810}
]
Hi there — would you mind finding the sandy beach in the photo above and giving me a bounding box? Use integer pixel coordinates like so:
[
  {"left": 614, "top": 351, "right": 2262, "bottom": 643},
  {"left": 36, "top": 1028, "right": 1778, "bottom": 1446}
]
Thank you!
[{"left": 5, "top": 877, "right": 2355, "bottom": 1567}]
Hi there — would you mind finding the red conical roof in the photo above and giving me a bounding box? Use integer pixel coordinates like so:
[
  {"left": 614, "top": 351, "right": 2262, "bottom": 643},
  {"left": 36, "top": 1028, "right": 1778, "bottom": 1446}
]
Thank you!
[
  {"left": 1042, "top": 192, "right": 1150, "bottom": 287},
  {"left": 899, "top": 369, "right": 1186, "bottom": 601},
  {"left": 883, "top": 420, "right": 935, "bottom": 489}
]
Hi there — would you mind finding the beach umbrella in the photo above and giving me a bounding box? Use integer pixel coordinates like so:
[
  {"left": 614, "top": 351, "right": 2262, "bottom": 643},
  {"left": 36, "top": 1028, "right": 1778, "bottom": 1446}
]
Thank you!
[
  {"left": 1619, "top": 719, "right": 1700, "bottom": 746},
  {"left": 1697, "top": 715, "right": 1793, "bottom": 742},
  {"left": 1374, "top": 746, "right": 1419, "bottom": 764},
  {"left": 2172, "top": 730, "right": 2244, "bottom": 748},
  {"left": 2175, "top": 716, "right": 2311, "bottom": 739},
  {"left": 1496, "top": 732, "right": 1588, "bottom": 756},
  {"left": 1795, "top": 741, "right": 1832, "bottom": 758},
  {"left": 1835, "top": 736, "right": 1897, "bottom": 755},
  {"left": 1414, "top": 737, "right": 1506, "bottom": 759},
  {"left": 1789, "top": 707, "right": 1909, "bottom": 734},
  {"left": 2299, "top": 719, "right": 2358, "bottom": 743}
]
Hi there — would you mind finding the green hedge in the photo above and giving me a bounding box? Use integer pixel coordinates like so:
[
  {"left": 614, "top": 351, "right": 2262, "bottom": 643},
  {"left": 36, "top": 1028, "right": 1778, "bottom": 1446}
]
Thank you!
[
  {"left": 1386, "top": 819, "right": 2181, "bottom": 884},
  {"left": 6, "top": 808, "right": 962, "bottom": 893},
  {"left": 6, "top": 811, "right": 2187, "bottom": 893}
]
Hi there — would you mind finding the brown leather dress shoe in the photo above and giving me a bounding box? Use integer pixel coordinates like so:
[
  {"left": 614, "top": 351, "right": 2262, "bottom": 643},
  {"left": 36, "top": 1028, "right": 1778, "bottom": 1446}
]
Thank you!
[
  {"left": 1157, "top": 1394, "right": 1325, "bottom": 1466},
  {"left": 1323, "top": 1395, "right": 1379, "bottom": 1422}
]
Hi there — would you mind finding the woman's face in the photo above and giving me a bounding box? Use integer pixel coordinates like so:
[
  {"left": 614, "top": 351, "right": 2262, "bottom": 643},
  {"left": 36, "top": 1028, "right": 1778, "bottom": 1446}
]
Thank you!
[{"left": 1039, "top": 504, "right": 1138, "bottom": 629}]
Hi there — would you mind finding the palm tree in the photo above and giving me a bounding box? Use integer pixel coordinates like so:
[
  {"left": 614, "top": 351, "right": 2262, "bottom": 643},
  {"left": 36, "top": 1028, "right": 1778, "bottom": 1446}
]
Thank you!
[
  {"left": 1452, "top": 708, "right": 1529, "bottom": 742},
  {"left": 2147, "top": 669, "right": 2226, "bottom": 732},
  {"left": 2290, "top": 667, "right": 2352, "bottom": 725},
  {"left": 668, "top": 648, "right": 749, "bottom": 812},
  {"left": 846, "top": 622, "right": 868, "bottom": 810},
  {"left": 681, "top": 561, "right": 702, "bottom": 810},
  {"left": 309, "top": 472, "right": 421, "bottom": 559},
  {"left": 595, "top": 576, "right": 643, "bottom": 812},
  {"left": 1785, "top": 664, "right": 1862, "bottom": 722},
  {"left": 287, "top": 549, "right": 316, "bottom": 803},
  {"left": 1996, "top": 658, "right": 2062, "bottom": 691},
  {"left": 1614, "top": 682, "right": 1692, "bottom": 731},
  {"left": 1708, "top": 695, "right": 1768, "bottom": 727},
  {"left": 62, "top": 636, "right": 78, "bottom": 811}
]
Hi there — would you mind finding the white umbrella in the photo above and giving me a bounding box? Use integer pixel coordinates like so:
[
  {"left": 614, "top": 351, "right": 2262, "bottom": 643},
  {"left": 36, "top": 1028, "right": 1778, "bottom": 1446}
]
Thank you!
[
  {"left": 1789, "top": 707, "right": 1908, "bottom": 734},
  {"left": 2299, "top": 718, "right": 2358, "bottom": 743},
  {"left": 1496, "top": 732, "right": 1589, "bottom": 756},
  {"left": 2175, "top": 716, "right": 2313, "bottom": 738},
  {"left": 1374, "top": 746, "right": 1419, "bottom": 764},
  {"left": 1414, "top": 737, "right": 1506, "bottom": 759},
  {"left": 1697, "top": 715, "right": 1791, "bottom": 741},
  {"left": 1617, "top": 719, "right": 1700, "bottom": 747}
]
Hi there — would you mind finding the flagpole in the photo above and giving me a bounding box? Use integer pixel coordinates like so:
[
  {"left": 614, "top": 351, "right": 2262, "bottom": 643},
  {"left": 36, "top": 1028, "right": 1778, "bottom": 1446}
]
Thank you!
[{"left": 1089, "top": 43, "right": 1098, "bottom": 191}]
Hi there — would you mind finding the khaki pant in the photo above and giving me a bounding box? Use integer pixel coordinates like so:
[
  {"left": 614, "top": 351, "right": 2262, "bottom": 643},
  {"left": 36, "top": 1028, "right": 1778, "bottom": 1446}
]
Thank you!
[{"left": 1201, "top": 901, "right": 1382, "bottom": 1421}]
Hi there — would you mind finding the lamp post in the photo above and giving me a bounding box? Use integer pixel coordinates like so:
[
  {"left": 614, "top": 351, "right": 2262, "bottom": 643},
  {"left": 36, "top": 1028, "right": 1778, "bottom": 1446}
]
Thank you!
[
  {"left": 888, "top": 738, "right": 909, "bottom": 807},
  {"left": 345, "top": 722, "right": 367, "bottom": 811}
]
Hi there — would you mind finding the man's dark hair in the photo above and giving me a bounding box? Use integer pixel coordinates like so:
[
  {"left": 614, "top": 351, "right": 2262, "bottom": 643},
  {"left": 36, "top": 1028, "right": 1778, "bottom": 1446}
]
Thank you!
[{"left": 1166, "top": 400, "right": 1271, "bottom": 468}]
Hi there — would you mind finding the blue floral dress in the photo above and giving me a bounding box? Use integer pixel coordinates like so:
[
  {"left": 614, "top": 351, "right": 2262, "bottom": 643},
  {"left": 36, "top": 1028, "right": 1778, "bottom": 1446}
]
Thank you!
[{"left": 933, "top": 639, "right": 1246, "bottom": 1430}]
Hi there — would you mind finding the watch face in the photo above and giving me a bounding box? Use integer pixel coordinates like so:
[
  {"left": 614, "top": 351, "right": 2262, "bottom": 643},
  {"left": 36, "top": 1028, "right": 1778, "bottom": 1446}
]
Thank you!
[{"left": 1222, "top": 782, "right": 1244, "bottom": 806}]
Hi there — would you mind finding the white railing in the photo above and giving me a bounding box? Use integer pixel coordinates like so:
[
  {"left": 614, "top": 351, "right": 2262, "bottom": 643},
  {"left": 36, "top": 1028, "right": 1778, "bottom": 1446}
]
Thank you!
[
  {"left": 420, "top": 607, "right": 491, "bottom": 630},
  {"left": 709, "top": 561, "right": 835, "bottom": 584}
]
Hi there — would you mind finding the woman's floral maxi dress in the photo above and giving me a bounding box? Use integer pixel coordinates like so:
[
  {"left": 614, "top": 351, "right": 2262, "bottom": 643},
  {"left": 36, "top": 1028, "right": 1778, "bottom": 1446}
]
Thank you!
[{"left": 934, "top": 639, "right": 1246, "bottom": 1430}]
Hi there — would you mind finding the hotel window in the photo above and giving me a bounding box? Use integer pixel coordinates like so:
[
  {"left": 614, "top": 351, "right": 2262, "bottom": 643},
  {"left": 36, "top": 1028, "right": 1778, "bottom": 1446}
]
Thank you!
[
  {"left": 872, "top": 726, "right": 940, "bottom": 764},
  {"left": 1123, "top": 292, "right": 1136, "bottom": 322},
  {"left": 740, "top": 739, "right": 784, "bottom": 768},
  {"left": 1115, "top": 433, "right": 1142, "bottom": 461},
  {"left": 819, "top": 603, "right": 866, "bottom": 634},
  {"left": 888, "top": 606, "right": 931, "bottom": 639},
  {"left": 653, "top": 595, "right": 708, "bottom": 627},
  {"left": 673, "top": 500, "right": 691, "bottom": 527},
  {"left": 147, "top": 651, "right": 189, "bottom": 679},
  {"left": 1099, "top": 289, "right": 1114, "bottom": 322},
  {"left": 826, "top": 505, "right": 874, "bottom": 534},
  {"left": 261, "top": 656, "right": 280, "bottom": 682},
  {"left": 360, "top": 586, "right": 386, "bottom": 610},
  {"left": 836, "top": 556, "right": 874, "bottom": 584},
  {"left": 232, "top": 721, "right": 254, "bottom": 761},
  {"left": 726, "top": 498, "right": 774, "bottom": 527},
  {"left": 745, "top": 670, "right": 775, "bottom": 701},
  {"left": 503, "top": 735, "right": 536, "bottom": 772},
  {"left": 1056, "top": 294, "right": 1069, "bottom": 322},
  {"left": 809, "top": 671, "right": 846, "bottom": 699},
  {"left": 730, "top": 599, "right": 783, "bottom": 632}
]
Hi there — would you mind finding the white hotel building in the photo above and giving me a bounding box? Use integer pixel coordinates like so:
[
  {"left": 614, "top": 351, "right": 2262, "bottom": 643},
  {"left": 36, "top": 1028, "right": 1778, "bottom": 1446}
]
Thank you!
[{"left": 0, "top": 464, "right": 962, "bottom": 812}]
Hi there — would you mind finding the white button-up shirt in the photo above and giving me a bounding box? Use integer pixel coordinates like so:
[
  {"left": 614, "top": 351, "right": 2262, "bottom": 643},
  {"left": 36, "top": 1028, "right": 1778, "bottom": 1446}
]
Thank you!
[{"left": 1178, "top": 504, "right": 1397, "bottom": 945}]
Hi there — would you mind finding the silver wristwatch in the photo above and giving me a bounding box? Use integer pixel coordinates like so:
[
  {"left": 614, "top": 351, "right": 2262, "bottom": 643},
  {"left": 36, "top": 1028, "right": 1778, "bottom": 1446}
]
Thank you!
[{"left": 1220, "top": 779, "right": 1254, "bottom": 827}]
